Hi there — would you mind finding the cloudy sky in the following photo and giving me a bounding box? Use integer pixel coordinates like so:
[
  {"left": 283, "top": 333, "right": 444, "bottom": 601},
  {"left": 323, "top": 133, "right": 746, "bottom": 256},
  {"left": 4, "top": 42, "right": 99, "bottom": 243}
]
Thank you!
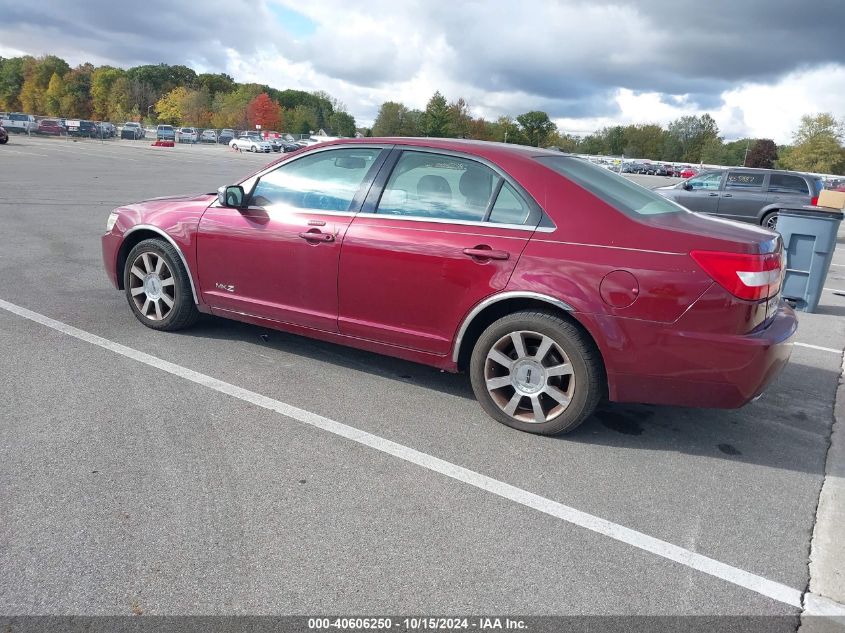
[{"left": 1, "top": 0, "right": 844, "bottom": 143}]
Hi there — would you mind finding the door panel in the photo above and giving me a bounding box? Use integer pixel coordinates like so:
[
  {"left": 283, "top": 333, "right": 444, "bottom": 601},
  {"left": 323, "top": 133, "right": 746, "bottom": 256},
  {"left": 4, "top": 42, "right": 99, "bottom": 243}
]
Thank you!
[
  {"left": 338, "top": 218, "right": 532, "bottom": 354},
  {"left": 674, "top": 171, "right": 724, "bottom": 214},
  {"left": 197, "top": 207, "right": 351, "bottom": 332},
  {"left": 337, "top": 149, "right": 539, "bottom": 355},
  {"left": 196, "top": 146, "right": 386, "bottom": 332},
  {"left": 716, "top": 171, "right": 768, "bottom": 221}
]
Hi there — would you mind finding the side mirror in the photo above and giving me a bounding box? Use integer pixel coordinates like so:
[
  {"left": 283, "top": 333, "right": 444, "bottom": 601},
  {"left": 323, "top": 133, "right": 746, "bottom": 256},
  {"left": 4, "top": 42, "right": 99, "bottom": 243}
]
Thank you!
[
  {"left": 218, "top": 185, "right": 246, "bottom": 208},
  {"left": 683, "top": 182, "right": 693, "bottom": 191}
]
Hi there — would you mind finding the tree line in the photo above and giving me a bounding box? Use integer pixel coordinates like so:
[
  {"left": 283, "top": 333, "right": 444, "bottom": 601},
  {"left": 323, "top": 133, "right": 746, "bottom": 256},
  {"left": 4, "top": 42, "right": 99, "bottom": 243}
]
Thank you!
[
  {"left": 2, "top": 54, "right": 843, "bottom": 174},
  {"left": 0, "top": 54, "right": 357, "bottom": 136},
  {"left": 368, "top": 92, "right": 845, "bottom": 174}
]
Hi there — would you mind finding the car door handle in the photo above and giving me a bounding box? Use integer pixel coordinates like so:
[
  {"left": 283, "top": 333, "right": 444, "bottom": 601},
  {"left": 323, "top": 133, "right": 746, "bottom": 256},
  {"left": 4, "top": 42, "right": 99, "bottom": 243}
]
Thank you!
[
  {"left": 463, "top": 247, "right": 510, "bottom": 260},
  {"left": 722, "top": 193, "right": 733, "bottom": 198},
  {"left": 708, "top": 193, "right": 719, "bottom": 197},
  {"left": 298, "top": 231, "right": 334, "bottom": 242}
]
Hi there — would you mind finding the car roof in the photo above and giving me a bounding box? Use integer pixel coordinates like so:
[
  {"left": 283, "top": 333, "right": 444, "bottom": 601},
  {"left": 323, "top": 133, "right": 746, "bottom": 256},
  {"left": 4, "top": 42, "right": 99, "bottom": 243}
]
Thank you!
[
  {"left": 312, "top": 136, "right": 567, "bottom": 162},
  {"left": 702, "top": 166, "right": 814, "bottom": 177}
]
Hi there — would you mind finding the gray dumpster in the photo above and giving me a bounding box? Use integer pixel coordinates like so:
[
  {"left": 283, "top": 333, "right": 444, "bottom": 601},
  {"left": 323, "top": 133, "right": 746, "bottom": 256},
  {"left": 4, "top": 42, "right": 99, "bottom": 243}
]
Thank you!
[{"left": 777, "top": 205, "right": 843, "bottom": 313}]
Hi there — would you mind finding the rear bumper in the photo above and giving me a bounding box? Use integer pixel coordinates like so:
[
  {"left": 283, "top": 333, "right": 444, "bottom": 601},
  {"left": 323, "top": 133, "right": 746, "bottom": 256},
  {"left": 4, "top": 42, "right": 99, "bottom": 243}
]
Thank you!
[{"left": 605, "top": 302, "right": 797, "bottom": 408}]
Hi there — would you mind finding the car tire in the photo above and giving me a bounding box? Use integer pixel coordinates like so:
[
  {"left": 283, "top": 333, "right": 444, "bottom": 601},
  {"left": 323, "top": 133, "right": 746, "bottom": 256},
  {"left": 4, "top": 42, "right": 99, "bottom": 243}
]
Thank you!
[
  {"left": 469, "top": 310, "right": 603, "bottom": 435},
  {"left": 123, "top": 238, "right": 199, "bottom": 331},
  {"left": 251, "top": 145, "right": 257, "bottom": 152},
  {"left": 761, "top": 211, "right": 779, "bottom": 230},
  {"left": 0, "top": 137, "right": 7, "bottom": 145}
]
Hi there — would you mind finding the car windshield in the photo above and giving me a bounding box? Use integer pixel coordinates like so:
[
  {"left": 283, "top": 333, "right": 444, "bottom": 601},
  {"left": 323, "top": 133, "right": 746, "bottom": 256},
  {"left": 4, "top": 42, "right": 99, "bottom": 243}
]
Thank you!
[
  {"left": 536, "top": 155, "right": 683, "bottom": 216},
  {"left": 10, "top": 113, "right": 28, "bottom": 121},
  {"left": 159, "top": 126, "right": 173, "bottom": 130}
]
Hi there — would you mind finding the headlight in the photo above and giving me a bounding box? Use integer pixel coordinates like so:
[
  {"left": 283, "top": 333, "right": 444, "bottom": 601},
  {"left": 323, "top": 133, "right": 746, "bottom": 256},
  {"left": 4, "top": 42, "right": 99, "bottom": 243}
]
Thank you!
[{"left": 106, "top": 211, "right": 119, "bottom": 232}]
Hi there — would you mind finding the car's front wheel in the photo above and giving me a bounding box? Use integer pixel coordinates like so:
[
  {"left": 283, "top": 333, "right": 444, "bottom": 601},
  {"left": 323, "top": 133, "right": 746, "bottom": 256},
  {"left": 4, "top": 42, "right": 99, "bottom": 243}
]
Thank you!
[
  {"left": 469, "top": 311, "right": 603, "bottom": 435},
  {"left": 123, "top": 239, "right": 199, "bottom": 331}
]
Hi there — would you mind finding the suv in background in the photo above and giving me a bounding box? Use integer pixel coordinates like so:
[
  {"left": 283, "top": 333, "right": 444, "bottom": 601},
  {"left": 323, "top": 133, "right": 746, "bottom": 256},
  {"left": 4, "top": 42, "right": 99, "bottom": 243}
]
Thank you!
[
  {"left": 98, "top": 122, "right": 116, "bottom": 138},
  {"left": 121, "top": 122, "right": 144, "bottom": 139},
  {"left": 200, "top": 129, "right": 217, "bottom": 143},
  {"left": 156, "top": 125, "right": 176, "bottom": 141},
  {"left": 66, "top": 120, "right": 99, "bottom": 138},
  {"left": 218, "top": 129, "right": 235, "bottom": 144},
  {"left": 654, "top": 168, "right": 824, "bottom": 229},
  {"left": 177, "top": 127, "right": 198, "bottom": 143}
]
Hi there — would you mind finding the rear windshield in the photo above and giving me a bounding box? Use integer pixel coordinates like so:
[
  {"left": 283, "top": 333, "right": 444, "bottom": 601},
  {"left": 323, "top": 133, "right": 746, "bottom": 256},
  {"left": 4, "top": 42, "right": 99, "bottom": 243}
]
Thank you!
[
  {"left": 10, "top": 113, "right": 29, "bottom": 121},
  {"left": 159, "top": 125, "right": 173, "bottom": 130},
  {"left": 536, "top": 156, "right": 683, "bottom": 216}
]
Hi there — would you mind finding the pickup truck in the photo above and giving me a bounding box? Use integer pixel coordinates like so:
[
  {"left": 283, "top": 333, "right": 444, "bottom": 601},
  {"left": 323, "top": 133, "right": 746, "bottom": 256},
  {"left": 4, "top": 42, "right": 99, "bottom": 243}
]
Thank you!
[{"left": 0, "top": 112, "right": 37, "bottom": 134}]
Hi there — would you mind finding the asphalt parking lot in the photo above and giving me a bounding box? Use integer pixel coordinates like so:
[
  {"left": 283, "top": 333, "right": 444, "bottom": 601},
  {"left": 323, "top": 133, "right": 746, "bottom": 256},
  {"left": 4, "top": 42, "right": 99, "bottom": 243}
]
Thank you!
[{"left": 1, "top": 135, "right": 844, "bottom": 627}]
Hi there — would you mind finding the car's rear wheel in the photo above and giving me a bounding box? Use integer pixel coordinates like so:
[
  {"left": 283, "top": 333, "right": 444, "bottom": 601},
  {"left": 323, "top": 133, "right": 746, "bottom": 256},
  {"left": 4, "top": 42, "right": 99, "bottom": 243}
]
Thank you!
[
  {"left": 251, "top": 144, "right": 257, "bottom": 152},
  {"left": 123, "top": 239, "right": 199, "bottom": 331},
  {"left": 762, "top": 211, "right": 779, "bottom": 230},
  {"left": 469, "top": 311, "right": 603, "bottom": 435}
]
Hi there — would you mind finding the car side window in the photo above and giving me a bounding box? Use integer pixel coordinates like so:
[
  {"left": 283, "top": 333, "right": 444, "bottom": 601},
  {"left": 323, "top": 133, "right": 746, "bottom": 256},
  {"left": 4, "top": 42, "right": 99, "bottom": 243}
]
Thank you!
[
  {"left": 250, "top": 148, "right": 382, "bottom": 212},
  {"left": 768, "top": 174, "right": 809, "bottom": 195},
  {"left": 488, "top": 182, "right": 533, "bottom": 225},
  {"left": 687, "top": 172, "right": 723, "bottom": 190},
  {"left": 725, "top": 172, "right": 764, "bottom": 191},
  {"left": 376, "top": 151, "right": 497, "bottom": 222}
]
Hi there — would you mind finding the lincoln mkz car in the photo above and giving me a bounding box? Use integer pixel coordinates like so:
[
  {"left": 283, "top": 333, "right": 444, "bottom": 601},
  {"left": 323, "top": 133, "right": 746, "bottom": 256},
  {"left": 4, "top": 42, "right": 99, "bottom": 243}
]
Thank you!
[{"left": 102, "top": 139, "right": 796, "bottom": 435}]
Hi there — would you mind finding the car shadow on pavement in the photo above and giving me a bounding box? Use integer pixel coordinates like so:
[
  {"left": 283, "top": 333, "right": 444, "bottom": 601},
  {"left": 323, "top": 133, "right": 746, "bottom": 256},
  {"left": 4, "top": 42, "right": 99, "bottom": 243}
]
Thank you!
[
  {"left": 180, "top": 315, "right": 478, "bottom": 400},
  {"left": 564, "top": 360, "right": 839, "bottom": 476},
  {"left": 813, "top": 303, "right": 845, "bottom": 317},
  {"left": 178, "top": 317, "right": 839, "bottom": 476}
]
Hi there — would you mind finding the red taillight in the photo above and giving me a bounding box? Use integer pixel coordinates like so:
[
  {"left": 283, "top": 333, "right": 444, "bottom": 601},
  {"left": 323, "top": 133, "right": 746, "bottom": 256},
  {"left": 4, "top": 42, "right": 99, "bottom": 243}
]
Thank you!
[
  {"left": 810, "top": 196, "right": 819, "bottom": 205},
  {"left": 690, "top": 250, "right": 782, "bottom": 301}
]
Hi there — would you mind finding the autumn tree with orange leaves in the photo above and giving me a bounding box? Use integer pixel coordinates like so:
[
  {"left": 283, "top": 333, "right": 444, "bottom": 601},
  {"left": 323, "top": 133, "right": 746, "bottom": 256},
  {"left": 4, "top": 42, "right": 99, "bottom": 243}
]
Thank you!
[{"left": 247, "top": 92, "right": 283, "bottom": 131}]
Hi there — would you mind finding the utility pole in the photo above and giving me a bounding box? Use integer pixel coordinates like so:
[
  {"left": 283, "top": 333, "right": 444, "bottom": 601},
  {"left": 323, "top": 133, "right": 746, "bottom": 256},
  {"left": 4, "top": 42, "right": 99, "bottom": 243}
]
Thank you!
[{"left": 743, "top": 139, "right": 751, "bottom": 166}]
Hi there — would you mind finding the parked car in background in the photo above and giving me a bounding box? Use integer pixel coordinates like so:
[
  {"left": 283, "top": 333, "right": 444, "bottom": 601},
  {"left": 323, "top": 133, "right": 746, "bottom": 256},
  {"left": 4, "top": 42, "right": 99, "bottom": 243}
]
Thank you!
[
  {"left": 0, "top": 125, "right": 7, "bottom": 144},
  {"left": 229, "top": 134, "right": 272, "bottom": 152},
  {"left": 156, "top": 125, "right": 176, "bottom": 141},
  {"left": 98, "top": 122, "right": 116, "bottom": 138},
  {"left": 268, "top": 137, "right": 287, "bottom": 152},
  {"left": 177, "top": 127, "right": 198, "bottom": 143},
  {"left": 679, "top": 167, "right": 698, "bottom": 179},
  {"left": 218, "top": 129, "right": 235, "bottom": 144},
  {"left": 102, "top": 138, "right": 796, "bottom": 436},
  {"left": 653, "top": 164, "right": 672, "bottom": 176},
  {"left": 1, "top": 112, "right": 37, "bottom": 134},
  {"left": 200, "top": 129, "right": 218, "bottom": 143},
  {"left": 36, "top": 119, "right": 64, "bottom": 136},
  {"left": 66, "top": 120, "right": 100, "bottom": 138},
  {"left": 654, "top": 168, "right": 824, "bottom": 229},
  {"left": 121, "top": 122, "right": 145, "bottom": 139}
]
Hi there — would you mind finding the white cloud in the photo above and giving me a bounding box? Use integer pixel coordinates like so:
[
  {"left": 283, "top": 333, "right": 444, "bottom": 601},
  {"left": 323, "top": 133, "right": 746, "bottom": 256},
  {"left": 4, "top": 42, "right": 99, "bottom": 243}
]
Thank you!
[{"left": 1, "top": 0, "right": 844, "bottom": 141}]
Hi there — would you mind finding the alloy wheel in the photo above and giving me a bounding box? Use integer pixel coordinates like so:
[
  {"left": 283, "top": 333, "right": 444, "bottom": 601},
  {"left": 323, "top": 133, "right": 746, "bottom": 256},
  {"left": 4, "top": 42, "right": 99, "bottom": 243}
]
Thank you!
[
  {"left": 484, "top": 330, "right": 575, "bottom": 424},
  {"left": 765, "top": 213, "right": 778, "bottom": 230},
  {"left": 128, "top": 251, "right": 176, "bottom": 321}
]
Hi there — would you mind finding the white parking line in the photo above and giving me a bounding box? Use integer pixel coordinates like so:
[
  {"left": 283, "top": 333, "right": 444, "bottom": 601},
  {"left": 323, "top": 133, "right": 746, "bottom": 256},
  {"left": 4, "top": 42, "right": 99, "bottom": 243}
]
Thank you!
[
  {"left": 824, "top": 287, "right": 845, "bottom": 294},
  {"left": 0, "top": 296, "right": 805, "bottom": 609},
  {"left": 795, "top": 342, "right": 842, "bottom": 354}
]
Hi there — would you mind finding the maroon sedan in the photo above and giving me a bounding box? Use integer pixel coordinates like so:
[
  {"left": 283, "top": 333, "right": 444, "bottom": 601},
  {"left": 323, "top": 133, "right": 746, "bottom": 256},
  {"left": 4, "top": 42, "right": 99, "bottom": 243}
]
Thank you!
[
  {"left": 36, "top": 119, "right": 64, "bottom": 136},
  {"left": 102, "top": 139, "right": 796, "bottom": 435}
]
